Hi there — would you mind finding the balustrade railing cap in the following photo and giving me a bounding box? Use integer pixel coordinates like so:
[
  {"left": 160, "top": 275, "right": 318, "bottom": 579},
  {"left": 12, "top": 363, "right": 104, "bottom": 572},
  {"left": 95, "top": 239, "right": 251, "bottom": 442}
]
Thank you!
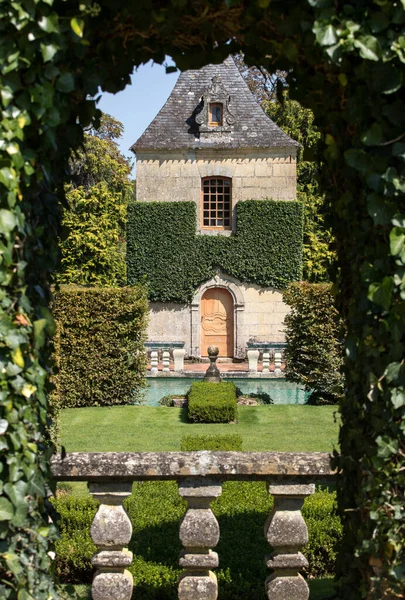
[{"left": 50, "top": 451, "right": 335, "bottom": 482}]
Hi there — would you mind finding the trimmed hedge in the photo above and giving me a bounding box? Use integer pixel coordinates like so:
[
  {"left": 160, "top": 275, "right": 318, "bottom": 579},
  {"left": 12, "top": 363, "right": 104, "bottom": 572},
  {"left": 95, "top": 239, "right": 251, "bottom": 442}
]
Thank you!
[
  {"left": 181, "top": 434, "right": 243, "bottom": 451},
  {"left": 53, "top": 484, "right": 341, "bottom": 598},
  {"left": 52, "top": 285, "right": 148, "bottom": 408},
  {"left": 187, "top": 381, "right": 237, "bottom": 423},
  {"left": 127, "top": 200, "right": 303, "bottom": 302},
  {"left": 283, "top": 282, "right": 344, "bottom": 405}
]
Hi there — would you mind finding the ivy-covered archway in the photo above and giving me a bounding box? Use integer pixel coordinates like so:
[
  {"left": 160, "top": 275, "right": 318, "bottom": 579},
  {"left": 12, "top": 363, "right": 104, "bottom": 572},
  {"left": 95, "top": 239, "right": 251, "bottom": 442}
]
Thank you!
[{"left": 1, "top": 1, "right": 404, "bottom": 598}]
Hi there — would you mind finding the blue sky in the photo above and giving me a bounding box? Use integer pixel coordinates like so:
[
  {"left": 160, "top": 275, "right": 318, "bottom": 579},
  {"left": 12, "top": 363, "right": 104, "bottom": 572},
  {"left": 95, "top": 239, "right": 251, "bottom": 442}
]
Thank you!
[{"left": 98, "top": 59, "right": 180, "bottom": 177}]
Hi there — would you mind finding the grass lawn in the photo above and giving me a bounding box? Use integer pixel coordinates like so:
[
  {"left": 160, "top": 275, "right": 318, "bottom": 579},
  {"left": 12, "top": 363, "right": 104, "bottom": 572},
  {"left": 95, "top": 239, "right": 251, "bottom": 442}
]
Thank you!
[{"left": 61, "top": 404, "right": 339, "bottom": 452}]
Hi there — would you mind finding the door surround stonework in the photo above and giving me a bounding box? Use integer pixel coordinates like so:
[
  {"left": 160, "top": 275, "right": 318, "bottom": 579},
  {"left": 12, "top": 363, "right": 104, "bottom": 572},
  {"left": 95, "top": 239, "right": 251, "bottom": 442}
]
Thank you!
[{"left": 191, "top": 273, "right": 245, "bottom": 359}]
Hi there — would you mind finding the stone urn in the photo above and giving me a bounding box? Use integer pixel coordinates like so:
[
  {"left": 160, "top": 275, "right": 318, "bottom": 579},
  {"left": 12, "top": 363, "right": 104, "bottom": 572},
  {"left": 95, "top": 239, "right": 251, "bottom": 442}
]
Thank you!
[{"left": 204, "top": 346, "right": 221, "bottom": 383}]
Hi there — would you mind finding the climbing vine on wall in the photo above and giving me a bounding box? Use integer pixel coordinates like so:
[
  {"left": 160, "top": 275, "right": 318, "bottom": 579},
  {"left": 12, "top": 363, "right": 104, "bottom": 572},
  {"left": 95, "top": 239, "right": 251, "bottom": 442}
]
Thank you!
[
  {"left": 1, "top": 1, "right": 404, "bottom": 598},
  {"left": 127, "top": 200, "right": 303, "bottom": 302}
]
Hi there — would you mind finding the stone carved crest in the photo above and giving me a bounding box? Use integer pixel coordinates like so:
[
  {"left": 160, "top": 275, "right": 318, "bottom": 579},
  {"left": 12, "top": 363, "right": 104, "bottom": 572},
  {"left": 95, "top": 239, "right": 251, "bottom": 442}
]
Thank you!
[{"left": 195, "top": 75, "right": 236, "bottom": 128}]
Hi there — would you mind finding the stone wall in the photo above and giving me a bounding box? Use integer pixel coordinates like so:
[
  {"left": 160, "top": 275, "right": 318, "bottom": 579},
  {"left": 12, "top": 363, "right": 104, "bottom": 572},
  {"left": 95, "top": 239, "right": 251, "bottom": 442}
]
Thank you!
[
  {"left": 147, "top": 273, "right": 290, "bottom": 358},
  {"left": 136, "top": 148, "right": 297, "bottom": 231}
]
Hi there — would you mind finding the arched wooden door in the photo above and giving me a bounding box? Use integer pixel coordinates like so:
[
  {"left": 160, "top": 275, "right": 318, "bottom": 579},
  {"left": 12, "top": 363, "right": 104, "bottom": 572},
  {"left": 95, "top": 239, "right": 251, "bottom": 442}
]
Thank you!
[{"left": 201, "top": 288, "right": 234, "bottom": 357}]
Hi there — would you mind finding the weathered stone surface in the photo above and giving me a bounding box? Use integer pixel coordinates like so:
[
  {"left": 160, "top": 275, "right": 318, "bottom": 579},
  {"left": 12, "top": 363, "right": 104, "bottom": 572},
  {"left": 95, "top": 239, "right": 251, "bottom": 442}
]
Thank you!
[
  {"left": 247, "top": 349, "right": 259, "bottom": 372},
  {"left": 51, "top": 452, "right": 335, "bottom": 482},
  {"left": 90, "top": 503, "right": 132, "bottom": 547},
  {"left": 265, "top": 552, "right": 308, "bottom": 570},
  {"left": 179, "top": 550, "right": 219, "bottom": 569},
  {"left": 265, "top": 501, "right": 309, "bottom": 549},
  {"left": 268, "top": 484, "right": 315, "bottom": 497},
  {"left": 179, "top": 479, "right": 222, "bottom": 498},
  {"left": 173, "top": 348, "right": 186, "bottom": 372},
  {"left": 92, "top": 570, "right": 133, "bottom": 600},
  {"left": 92, "top": 549, "right": 133, "bottom": 568},
  {"left": 178, "top": 572, "right": 218, "bottom": 600},
  {"left": 180, "top": 507, "right": 220, "bottom": 548},
  {"left": 265, "top": 573, "right": 309, "bottom": 600},
  {"left": 173, "top": 397, "right": 187, "bottom": 408}
]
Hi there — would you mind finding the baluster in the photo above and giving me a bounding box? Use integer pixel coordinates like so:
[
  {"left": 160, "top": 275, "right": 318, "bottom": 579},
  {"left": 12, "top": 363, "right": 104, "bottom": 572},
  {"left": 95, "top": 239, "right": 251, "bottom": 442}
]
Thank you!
[
  {"left": 264, "top": 483, "right": 314, "bottom": 600},
  {"left": 178, "top": 478, "right": 222, "bottom": 600},
  {"left": 247, "top": 349, "right": 259, "bottom": 373},
  {"left": 150, "top": 349, "right": 158, "bottom": 374},
  {"left": 262, "top": 351, "right": 270, "bottom": 373},
  {"left": 173, "top": 348, "right": 186, "bottom": 372},
  {"left": 274, "top": 351, "right": 282, "bottom": 374},
  {"left": 162, "top": 350, "right": 170, "bottom": 372},
  {"left": 89, "top": 482, "right": 133, "bottom": 600}
]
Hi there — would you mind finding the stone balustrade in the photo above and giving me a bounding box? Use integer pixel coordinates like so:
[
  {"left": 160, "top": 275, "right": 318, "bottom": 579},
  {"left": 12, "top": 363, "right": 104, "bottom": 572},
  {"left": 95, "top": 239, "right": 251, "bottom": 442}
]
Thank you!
[
  {"left": 145, "top": 342, "right": 186, "bottom": 374},
  {"left": 51, "top": 451, "right": 334, "bottom": 600},
  {"left": 247, "top": 343, "right": 286, "bottom": 375}
]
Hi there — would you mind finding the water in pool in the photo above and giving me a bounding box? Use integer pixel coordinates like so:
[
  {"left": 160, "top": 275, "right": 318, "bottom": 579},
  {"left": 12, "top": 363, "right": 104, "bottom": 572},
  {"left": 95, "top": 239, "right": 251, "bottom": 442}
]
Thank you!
[{"left": 138, "top": 378, "right": 309, "bottom": 406}]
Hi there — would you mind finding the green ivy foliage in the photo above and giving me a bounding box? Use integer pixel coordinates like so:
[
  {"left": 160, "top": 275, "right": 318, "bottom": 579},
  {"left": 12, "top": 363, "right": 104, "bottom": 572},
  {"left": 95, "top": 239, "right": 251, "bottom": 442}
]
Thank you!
[
  {"left": 1, "top": 0, "right": 404, "bottom": 597},
  {"left": 51, "top": 286, "right": 148, "bottom": 409},
  {"left": 127, "top": 200, "right": 303, "bottom": 302},
  {"left": 283, "top": 282, "right": 344, "bottom": 405}
]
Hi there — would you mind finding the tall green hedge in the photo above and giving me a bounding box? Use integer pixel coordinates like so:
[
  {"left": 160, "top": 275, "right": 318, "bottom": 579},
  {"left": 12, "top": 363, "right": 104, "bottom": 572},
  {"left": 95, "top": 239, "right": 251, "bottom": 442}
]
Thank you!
[
  {"left": 52, "top": 286, "right": 148, "bottom": 408},
  {"left": 283, "top": 282, "right": 344, "bottom": 405},
  {"left": 127, "top": 200, "right": 304, "bottom": 302}
]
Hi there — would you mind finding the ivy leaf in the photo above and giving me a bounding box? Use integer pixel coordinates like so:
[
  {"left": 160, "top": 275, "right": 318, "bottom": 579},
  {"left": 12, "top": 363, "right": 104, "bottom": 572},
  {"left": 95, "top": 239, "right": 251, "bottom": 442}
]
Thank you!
[
  {"left": 11, "top": 347, "right": 24, "bottom": 368},
  {"left": 368, "top": 277, "right": 393, "bottom": 310},
  {"left": 40, "top": 43, "right": 59, "bottom": 63},
  {"left": 4, "top": 481, "right": 27, "bottom": 507},
  {"left": 362, "top": 123, "right": 383, "bottom": 146},
  {"left": 38, "top": 15, "right": 59, "bottom": 34},
  {"left": 56, "top": 72, "right": 75, "bottom": 93},
  {"left": 0, "top": 498, "right": 14, "bottom": 521},
  {"left": 354, "top": 35, "right": 382, "bottom": 61},
  {"left": 344, "top": 149, "right": 372, "bottom": 174},
  {"left": 0, "top": 209, "right": 17, "bottom": 233},
  {"left": 313, "top": 23, "right": 338, "bottom": 46},
  {"left": 391, "top": 388, "right": 405, "bottom": 409},
  {"left": 384, "top": 362, "right": 402, "bottom": 383},
  {"left": 390, "top": 227, "right": 405, "bottom": 258},
  {"left": 0, "top": 420, "right": 8, "bottom": 435},
  {"left": 70, "top": 18, "right": 84, "bottom": 38}
]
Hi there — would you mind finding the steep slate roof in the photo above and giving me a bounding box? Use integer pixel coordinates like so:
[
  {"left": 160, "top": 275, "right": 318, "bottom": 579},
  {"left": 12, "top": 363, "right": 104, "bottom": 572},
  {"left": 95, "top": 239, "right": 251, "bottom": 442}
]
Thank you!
[{"left": 131, "top": 56, "right": 299, "bottom": 151}]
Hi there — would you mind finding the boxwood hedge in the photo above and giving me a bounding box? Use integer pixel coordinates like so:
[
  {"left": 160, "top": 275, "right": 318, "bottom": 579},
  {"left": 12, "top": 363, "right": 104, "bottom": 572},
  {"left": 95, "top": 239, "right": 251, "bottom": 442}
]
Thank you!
[
  {"left": 53, "top": 483, "right": 341, "bottom": 599},
  {"left": 187, "top": 381, "right": 238, "bottom": 423},
  {"left": 127, "top": 200, "right": 303, "bottom": 302},
  {"left": 52, "top": 285, "right": 148, "bottom": 409}
]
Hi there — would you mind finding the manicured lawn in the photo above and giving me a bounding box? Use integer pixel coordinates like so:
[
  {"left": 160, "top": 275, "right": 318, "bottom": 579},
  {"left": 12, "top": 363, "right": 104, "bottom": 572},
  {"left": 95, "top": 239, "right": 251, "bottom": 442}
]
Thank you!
[{"left": 61, "top": 405, "right": 339, "bottom": 452}]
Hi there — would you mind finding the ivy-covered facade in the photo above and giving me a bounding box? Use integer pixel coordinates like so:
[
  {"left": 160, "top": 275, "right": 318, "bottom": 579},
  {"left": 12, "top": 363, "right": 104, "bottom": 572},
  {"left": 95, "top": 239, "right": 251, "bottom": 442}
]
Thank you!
[{"left": 129, "top": 57, "right": 302, "bottom": 358}]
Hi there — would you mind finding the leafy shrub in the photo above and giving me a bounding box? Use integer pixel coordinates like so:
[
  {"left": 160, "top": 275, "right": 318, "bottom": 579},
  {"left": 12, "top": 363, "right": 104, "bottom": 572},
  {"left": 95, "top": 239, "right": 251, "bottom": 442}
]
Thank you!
[
  {"left": 127, "top": 200, "right": 303, "bottom": 303},
  {"left": 187, "top": 381, "right": 237, "bottom": 423},
  {"left": 283, "top": 282, "right": 344, "bottom": 405},
  {"left": 52, "top": 285, "right": 148, "bottom": 408},
  {"left": 181, "top": 434, "right": 243, "bottom": 451},
  {"left": 53, "top": 483, "right": 341, "bottom": 598}
]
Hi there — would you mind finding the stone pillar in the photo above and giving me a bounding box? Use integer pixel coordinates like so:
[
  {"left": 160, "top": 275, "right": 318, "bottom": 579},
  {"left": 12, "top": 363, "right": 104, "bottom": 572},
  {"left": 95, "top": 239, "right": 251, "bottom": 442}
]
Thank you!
[
  {"left": 178, "top": 478, "right": 222, "bottom": 600},
  {"left": 89, "top": 482, "right": 133, "bottom": 600},
  {"left": 247, "top": 349, "right": 259, "bottom": 373},
  {"left": 162, "top": 350, "right": 170, "bottom": 372},
  {"left": 173, "top": 348, "right": 186, "bottom": 372},
  {"left": 150, "top": 350, "right": 158, "bottom": 374},
  {"left": 264, "top": 483, "right": 315, "bottom": 600},
  {"left": 262, "top": 351, "right": 270, "bottom": 373},
  {"left": 274, "top": 351, "right": 282, "bottom": 375}
]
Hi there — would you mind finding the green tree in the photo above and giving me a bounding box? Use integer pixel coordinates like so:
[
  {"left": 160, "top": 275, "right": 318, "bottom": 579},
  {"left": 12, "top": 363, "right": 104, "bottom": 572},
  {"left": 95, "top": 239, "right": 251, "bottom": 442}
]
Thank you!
[
  {"left": 58, "top": 113, "right": 132, "bottom": 286},
  {"left": 266, "top": 94, "right": 336, "bottom": 282}
]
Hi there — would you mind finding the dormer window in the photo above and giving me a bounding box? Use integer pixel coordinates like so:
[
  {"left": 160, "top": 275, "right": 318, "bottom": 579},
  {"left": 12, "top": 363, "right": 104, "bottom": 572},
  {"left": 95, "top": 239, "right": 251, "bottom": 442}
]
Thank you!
[{"left": 209, "top": 103, "right": 223, "bottom": 126}]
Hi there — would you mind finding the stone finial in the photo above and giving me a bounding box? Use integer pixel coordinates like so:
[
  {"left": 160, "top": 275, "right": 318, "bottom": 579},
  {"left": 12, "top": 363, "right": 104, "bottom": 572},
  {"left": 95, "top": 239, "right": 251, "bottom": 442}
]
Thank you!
[
  {"left": 162, "top": 350, "right": 170, "bottom": 372},
  {"left": 204, "top": 346, "right": 221, "bottom": 383},
  {"left": 89, "top": 482, "right": 133, "bottom": 600},
  {"left": 173, "top": 348, "right": 186, "bottom": 372},
  {"left": 247, "top": 349, "right": 259, "bottom": 373},
  {"left": 150, "top": 350, "right": 159, "bottom": 374},
  {"left": 262, "top": 351, "right": 270, "bottom": 373},
  {"left": 178, "top": 478, "right": 222, "bottom": 600},
  {"left": 264, "top": 483, "right": 315, "bottom": 600}
]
